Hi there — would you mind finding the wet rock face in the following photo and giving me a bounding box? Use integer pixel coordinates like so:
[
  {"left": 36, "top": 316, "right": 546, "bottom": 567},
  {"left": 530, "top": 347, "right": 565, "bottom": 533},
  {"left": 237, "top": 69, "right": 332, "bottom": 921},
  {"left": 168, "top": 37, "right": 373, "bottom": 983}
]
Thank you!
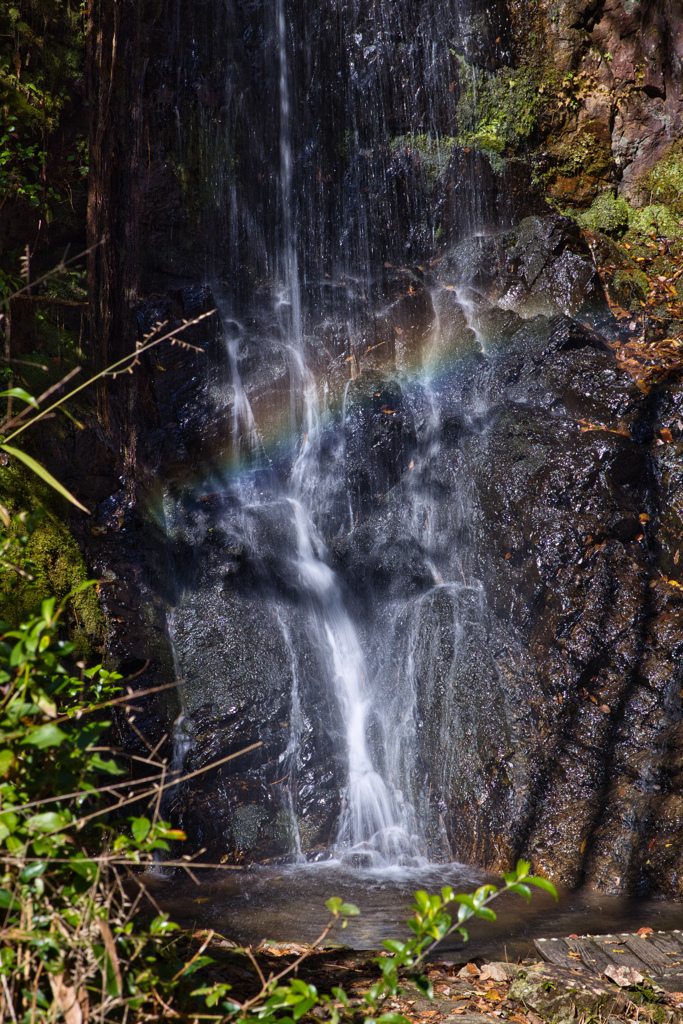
[
  {"left": 439, "top": 215, "right": 608, "bottom": 320},
  {"left": 97, "top": 214, "right": 683, "bottom": 893},
  {"left": 334, "top": 302, "right": 683, "bottom": 894}
]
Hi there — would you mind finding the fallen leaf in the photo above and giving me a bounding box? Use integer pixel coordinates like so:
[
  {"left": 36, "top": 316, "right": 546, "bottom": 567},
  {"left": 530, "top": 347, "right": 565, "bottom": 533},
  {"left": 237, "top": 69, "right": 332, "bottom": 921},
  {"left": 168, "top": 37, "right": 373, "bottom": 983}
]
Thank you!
[
  {"left": 604, "top": 964, "right": 644, "bottom": 987},
  {"left": 660, "top": 427, "right": 674, "bottom": 443},
  {"left": 480, "top": 964, "right": 508, "bottom": 982},
  {"left": 600, "top": 704, "right": 611, "bottom": 714},
  {"left": 639, "top": 513, "right": 651, "bottom": 523},
  {"left": 637, "top": 927, "right": 653, "bottom": 936}
]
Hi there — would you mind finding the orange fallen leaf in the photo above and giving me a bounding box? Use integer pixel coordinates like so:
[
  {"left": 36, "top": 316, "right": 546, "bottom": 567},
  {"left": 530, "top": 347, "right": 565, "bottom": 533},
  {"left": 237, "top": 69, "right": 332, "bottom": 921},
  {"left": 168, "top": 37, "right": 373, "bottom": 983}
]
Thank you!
[
  {"left": 660, "top": 427, "right": 674, "bottom": 443},
  {"left": 639, "top": 513, "right": 651, "bottom": 523},
  {"left": 637, "top": 927, "right": 653, "bottom": 936}
]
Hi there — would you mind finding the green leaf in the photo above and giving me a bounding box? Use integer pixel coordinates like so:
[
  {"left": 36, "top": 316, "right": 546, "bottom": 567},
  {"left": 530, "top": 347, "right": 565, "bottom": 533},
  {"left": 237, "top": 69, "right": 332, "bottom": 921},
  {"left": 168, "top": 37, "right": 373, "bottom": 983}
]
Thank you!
[
  {"left": 0, "top": 445, "right": 90, "bottom": 514},
  {"left": 382, "top": 939, "right": 406, "bottom": 954},
  {"left": 415, "top": 976, "right": 434, "bottom": 1000},
  {"left": 515, "top": 859, "right": 531, "bottom": 879},
  {"left": 21, "top": 722, "right": 67, "bottom": 748},
  {"left": 69, "top": 857, "right": 97, "bottom": 881},
  {"left": 20, "top": 861, "right": 46, "bottom": 882},
  {"left": 27, "top": 811, "right": 69, "bottom": 832},
  {"left": 180, "top": 956, "right": 214, "bottom": 976},
  {"left": 339, "top": 902, "right": 360, "bottom": 916},
  {"left": 507, "top": 882, "right": 532, "bottom": 900},
  {"left": 292, "top": 997, "right": 316, "bottom": 1019},
  {"left": 0, "top": 749, "right": 13, "bottom": 778},
  {"left": 377, "top": 1014, "right": 410, "bottom": 1024},
  {"left": 527, "top": 876, "right": 558, "bottom": 900},
  {"left": 326, "top": 897, "right": 342, "bottom": 913},
  {"left": 331, "top": 987, "right": 348, "bottom": 1006},
  {"left": 473, "top": 906, "right": 496, "bottom": 921},
  {"left": 0, "top": 811, "right": 18, "bottom": 834},
  {"left": 89, "top": 754, "right": 125, "bottom": 775},
  {"left": 0, "top": 387, "right": 38, "bottom": 406},
  {"left": 149, "top": 913, "right": 179, "bottom": 934},
  {"left": 0, "top": 890, "right": 13, "bottom": 908}
]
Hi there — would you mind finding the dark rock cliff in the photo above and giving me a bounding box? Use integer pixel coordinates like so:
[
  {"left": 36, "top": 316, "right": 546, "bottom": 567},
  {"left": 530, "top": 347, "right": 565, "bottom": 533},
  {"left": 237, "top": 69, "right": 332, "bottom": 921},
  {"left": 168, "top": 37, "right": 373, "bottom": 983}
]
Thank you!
[{"left": 71, "top": 0, "right": 683, "bottom": 898}]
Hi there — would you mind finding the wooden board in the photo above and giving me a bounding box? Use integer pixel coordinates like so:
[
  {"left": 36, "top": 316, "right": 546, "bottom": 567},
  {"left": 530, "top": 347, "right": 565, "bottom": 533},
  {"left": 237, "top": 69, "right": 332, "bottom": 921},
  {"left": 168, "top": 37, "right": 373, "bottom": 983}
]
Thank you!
[{"left": 534, "top": 931, "right": 683, "bottom": 991}]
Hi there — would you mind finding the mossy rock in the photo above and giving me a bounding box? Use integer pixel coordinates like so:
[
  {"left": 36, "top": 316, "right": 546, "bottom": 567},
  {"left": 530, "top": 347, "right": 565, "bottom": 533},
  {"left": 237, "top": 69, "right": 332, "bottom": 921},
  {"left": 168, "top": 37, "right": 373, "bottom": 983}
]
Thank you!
[
  {"left": 456, "top": 59, "right": 543, "bottom": 157},
  {"left": 612, "top": 267, "right": 649, "bottom": 310},
  {"left": 0, "top": 461, "right": 103, "bottom": 655},
  {"left": 577, "top": 193, "right": 630, "bottom": 238},
  {"left": 640, "top": 149, "right": 683, "bottom": 218},
  {"left": 509, "top": 964, "right": 629, "bottom": 1024}
]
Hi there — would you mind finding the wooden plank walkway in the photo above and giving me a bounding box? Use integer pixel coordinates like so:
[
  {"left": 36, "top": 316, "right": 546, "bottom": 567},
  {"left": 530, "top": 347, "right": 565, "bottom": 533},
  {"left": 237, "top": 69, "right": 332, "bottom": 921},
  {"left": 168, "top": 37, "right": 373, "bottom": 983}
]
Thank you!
[{"left": 535, "top": 930, "right": 683, "bottom": 991}]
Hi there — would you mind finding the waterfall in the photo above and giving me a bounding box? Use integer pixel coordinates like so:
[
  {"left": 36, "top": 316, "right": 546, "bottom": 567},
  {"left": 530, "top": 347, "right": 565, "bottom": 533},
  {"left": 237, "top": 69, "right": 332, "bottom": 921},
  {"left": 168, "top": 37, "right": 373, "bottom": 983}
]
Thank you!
[
  {"left": 272, "top": 1, "right": 418, "bottom": 862},
  {"left": 153, "top": 0, "right": 517, "bottom": 869}
]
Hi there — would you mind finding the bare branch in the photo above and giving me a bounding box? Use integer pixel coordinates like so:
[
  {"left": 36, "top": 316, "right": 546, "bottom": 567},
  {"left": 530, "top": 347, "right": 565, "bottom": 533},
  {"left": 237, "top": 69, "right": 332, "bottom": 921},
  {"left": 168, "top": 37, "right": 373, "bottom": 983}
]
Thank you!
[{"left": 3, "top": 309, "right": 216, "bottom": 444}]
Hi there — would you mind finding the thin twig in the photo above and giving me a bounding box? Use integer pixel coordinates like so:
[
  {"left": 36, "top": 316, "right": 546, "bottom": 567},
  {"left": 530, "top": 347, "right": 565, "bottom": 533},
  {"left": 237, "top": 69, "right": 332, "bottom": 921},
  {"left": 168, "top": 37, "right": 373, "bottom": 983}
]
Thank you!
[
  {"left": 0, "top": 367, "right": 82, "bottom": 434},
  {"left": 3, "top": 310, "right": 215, "bottom": 444},
  {"left": 4, "top": 678, "right": 186, "bottom": 742},
  {"left": 170, "top": 930, "right": 215, "bottom": 983},
  {"left": 18, "top": 768, "right": 181, "bottom": 813},
  {"left": 70, "top": 741, "right": 263, "bottom": 832},
  {"left": 1, "top": 973, "right": 17, "bottom": 1024}
]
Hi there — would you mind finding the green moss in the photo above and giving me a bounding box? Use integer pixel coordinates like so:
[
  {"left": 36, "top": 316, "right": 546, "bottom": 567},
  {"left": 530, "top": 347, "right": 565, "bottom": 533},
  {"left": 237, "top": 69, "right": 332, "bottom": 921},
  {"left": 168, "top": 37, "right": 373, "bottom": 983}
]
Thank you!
[
  {"left": 627, "top": 202, "right": 683, "bottom": 241},
  {"left": 577, "top": 192, "right": 630, "bottom": 237},
  {"left": 612, "top": 268, "right": 649, "bottom": 310},
  {"left": 0, "top": 460, "right": 103, "bottom": 655},
  {"left": 456, "top": 59, "right": 543, "bottom": 157},
  {"left": 640, "top": 150, "right": 683, "bottom": 216}
]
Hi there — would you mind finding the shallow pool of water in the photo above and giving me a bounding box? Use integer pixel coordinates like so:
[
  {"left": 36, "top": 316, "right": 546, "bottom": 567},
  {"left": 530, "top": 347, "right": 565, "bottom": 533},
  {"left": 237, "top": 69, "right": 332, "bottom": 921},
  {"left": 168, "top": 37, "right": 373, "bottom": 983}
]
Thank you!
[{"left": 148, "top": 861, "right": 683, "bottom": 960}]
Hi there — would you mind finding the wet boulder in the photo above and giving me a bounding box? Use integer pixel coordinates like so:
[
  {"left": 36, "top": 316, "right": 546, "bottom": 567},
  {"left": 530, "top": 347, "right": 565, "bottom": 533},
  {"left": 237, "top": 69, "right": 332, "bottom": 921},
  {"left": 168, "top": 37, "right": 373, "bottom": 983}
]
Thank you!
[{"left": 438, "top": 215, "right": 609, "bottom": 321}]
